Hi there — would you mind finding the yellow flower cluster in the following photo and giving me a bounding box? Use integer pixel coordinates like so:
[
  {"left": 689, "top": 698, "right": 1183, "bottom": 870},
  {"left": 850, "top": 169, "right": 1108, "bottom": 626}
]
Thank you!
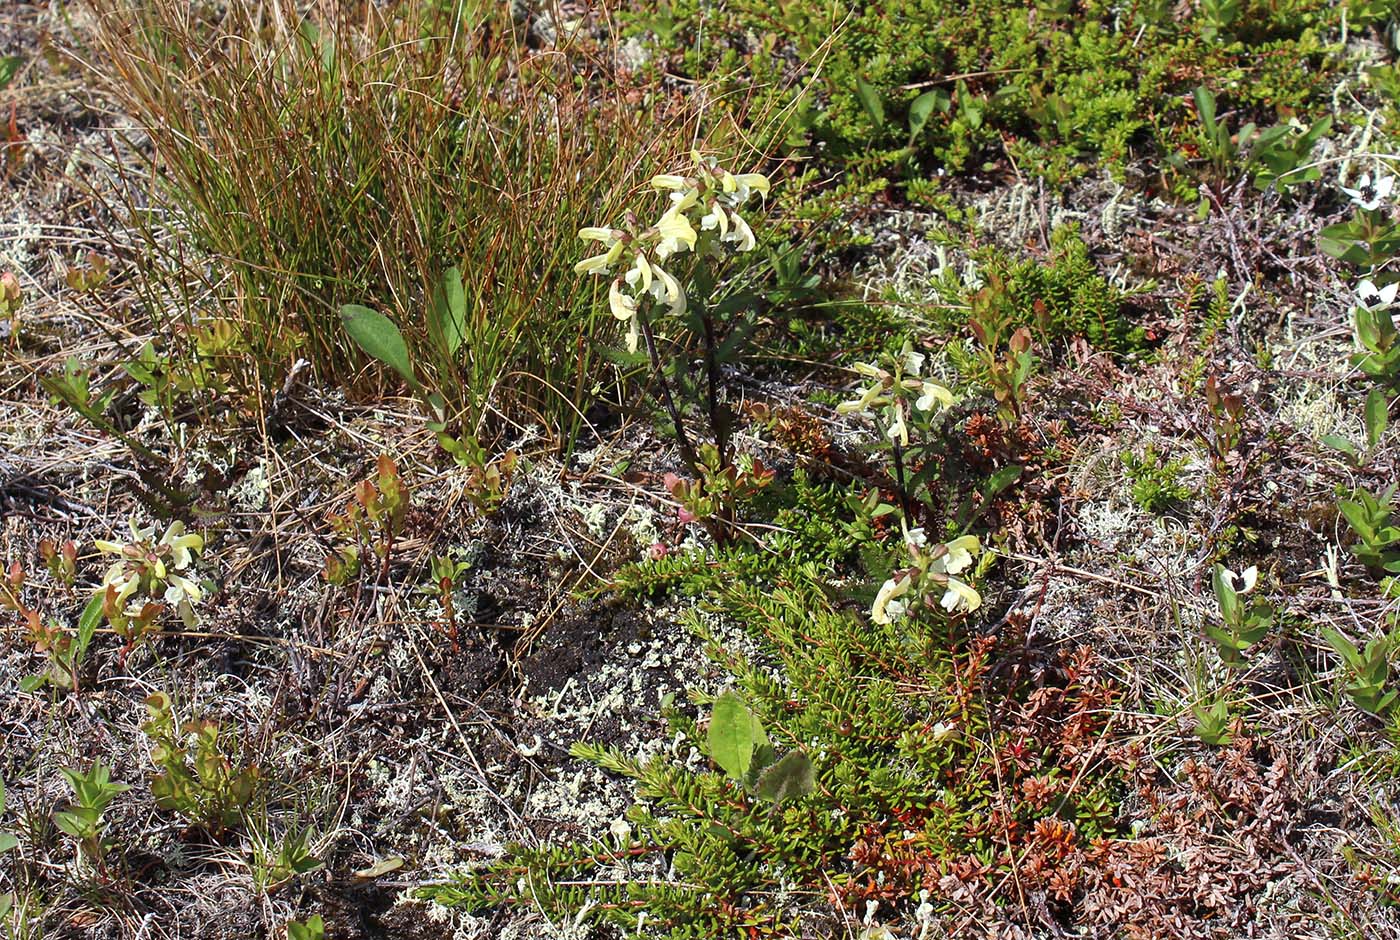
[
  {"left": 574, "top": 152, "right": 771, "bottom": 352},
  {"left": 836, "top": 341, "right": 954, "bottom": 446},
  {"left": 871, "top": 529, "right": 983, "bottom": 625},
  {"left": 95, "top": 516, "right": 205, "bottom": 618}
]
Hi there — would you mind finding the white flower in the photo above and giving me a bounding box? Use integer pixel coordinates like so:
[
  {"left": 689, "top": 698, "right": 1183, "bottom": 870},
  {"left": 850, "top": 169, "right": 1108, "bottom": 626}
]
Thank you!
[
  {"left": 905, "top": 527, "right": 928, "bottom": 549},
  {"left": 624, "top": 252, "right": 654, "bottom": 293},
  {"left": 159, "top": 521, "right": 203, "bottom": 569},
  {"left": 885, "top": 406, "right": 908, "bottom": 447},
  {"left": 650, "top": 174, "right": 690, "bottom": 191},
  {"left": 934, "top": 535, "right": 980, "bottom": 576},
  {"left": 930, "top": 721, "right": 958, "bottom": 742},
  {"left": 724, "top": 172, "right": 770, "bottom": 205},
  {"left": 1341, "top": 171, "right": 1395, "bottom": 211},
  {"left": 573, "top": 229, "right": 625, "bottom": 275},
  {"left": 1356, "top": 279, "right": 1399, "bottom": 311},
  {"left": 902, "top": 349, "right": 926, "bottom": 375},
  {"left": 608, "top": 279, "right": 637, "bottom": 323},
  {"left": 648, "top": 264, "right": 686, "bottom": 316},
  {"left": 721, "top": 211, "right": 756, "bottom": 252},
  {"left": 100, "top": 564, "right": 141, "bottom": 606},
  {"left": 608, "top": 280, "right": 642, "bottom": 353},
  {"left": 914, "top": 380, "right": 954, "bottom": 412},
  {"left": 699, "top": 202, "right": 730, "bottom": 238},
  {"left": 1222, "top": 564, "right": 1258, "bottom": 594},
  {"left": 836, "top": 383, "right": 883, "bottom": 415},
  {"left": 608, "top": 817, "right": 632, "bottom": 841},
  {"left": 655, "top": 204, "right": 698, "bottom": 259},
  {"left": 939, "top": 578, "right": 981, "bottom": 613},
  {"left": 164, "top": 573, "right": 203, "bottom": 606},
  {"left": 883, "top": 599, "right": 908, "bottom": 621},
  {"left": 871, "top": 575, "right": 912, "bottom": 625}
]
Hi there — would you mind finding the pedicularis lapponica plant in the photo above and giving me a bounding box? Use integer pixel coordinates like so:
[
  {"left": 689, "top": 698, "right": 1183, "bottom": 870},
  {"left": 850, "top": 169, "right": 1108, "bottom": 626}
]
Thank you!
[
  {"left": 574, "top": 151, "right": 773, "bottom": 544},
  {"left": 837, "top": 341, "right": 955, "bottom": 520},
  {"left": 94, "top": 515, "right": 206, "bottom": 658}
]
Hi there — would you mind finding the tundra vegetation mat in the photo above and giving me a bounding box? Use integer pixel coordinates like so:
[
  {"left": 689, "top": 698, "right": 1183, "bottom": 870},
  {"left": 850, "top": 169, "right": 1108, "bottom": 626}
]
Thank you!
[{"left": 2, "top": 1, "right": 1400, "bottom": 938}]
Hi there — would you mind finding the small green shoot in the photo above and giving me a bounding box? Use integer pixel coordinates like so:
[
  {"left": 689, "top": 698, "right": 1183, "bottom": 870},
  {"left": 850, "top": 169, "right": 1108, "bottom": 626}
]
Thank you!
[
  {"left": 1324, "top": 625, "right": 1399, "bottom": 716},
  {"left": 53, "top": 763, "right": 129, "bottom": 865},
  {"left": 706, "top": 690, "right": 815, "bottom": 805},
  {"left": 1338, "top": 484, "right": 1400, "bottom": 575}
]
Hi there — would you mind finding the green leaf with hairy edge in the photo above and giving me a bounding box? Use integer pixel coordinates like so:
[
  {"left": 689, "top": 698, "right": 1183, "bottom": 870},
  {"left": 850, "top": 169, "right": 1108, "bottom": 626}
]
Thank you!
[
  {"left": 708, "top": 690, "right": 764, "bottom": 781},
  {"left": 0, "top": 891, "right": 12, "bottom": 919},
  {"left": 0, "top": 833, "right": 16, "bottom": 854},
  {"left": 340, "top": 305, "right": 419, "bottom": 389},
  {"left": 1366, "top": 388, "right": 1389, "bottom": 449},
  {"left": 18, "top": 675, "right": 44, "bottom": 692},
  {"left": 855, "top": 74, "right": 885, "bottom": 128},
  {"left": 429, "top": 267, "right": 467, "bottom": 356},
  {"left": 753, "top": 750, "right": 814, "bottom": 803}
]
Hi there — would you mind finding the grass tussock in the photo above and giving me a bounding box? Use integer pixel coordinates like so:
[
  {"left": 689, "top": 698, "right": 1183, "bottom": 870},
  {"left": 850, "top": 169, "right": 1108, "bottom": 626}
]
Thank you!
[{"left": 83, "top": 0, "right": 693, "bottom": 444}]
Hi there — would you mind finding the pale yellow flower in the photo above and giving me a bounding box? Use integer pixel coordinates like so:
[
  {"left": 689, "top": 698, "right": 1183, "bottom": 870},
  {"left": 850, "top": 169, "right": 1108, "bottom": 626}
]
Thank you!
[
  {"left": 655, "top": 205, "right": 698, "bottom": 259},
  {"left": 871, "top": 574, "right": 913, "bottom": 625},
  {"left": 915, "top": 381, "right": 954, "bottom": 412},
  {"left": 721, "top": 212, "right": 756, "bottom": 252}
]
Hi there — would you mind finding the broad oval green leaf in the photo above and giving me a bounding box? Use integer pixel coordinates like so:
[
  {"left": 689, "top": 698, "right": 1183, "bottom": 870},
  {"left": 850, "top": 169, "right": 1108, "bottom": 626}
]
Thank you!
[
  {"left": 340, "top": 304, "right": 419, "bottom": 389},
  {"left": 708, "top": 690, "right": 762, "bottom": 781},
  {"left": 429, "top": 267, "right": 467, "bottom": 356},
  {"left": 855, "top": 74, "right": 885, "bottom": 128},
  {"left": 908, "top": 88, "right": 947, "bottom": 139}
]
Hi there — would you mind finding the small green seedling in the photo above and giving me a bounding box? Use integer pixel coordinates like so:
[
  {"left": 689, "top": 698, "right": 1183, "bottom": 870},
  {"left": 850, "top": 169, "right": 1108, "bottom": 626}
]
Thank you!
[
  {"left": 1338, "top": 484, "right": 1400, "bottom": 575},
  {"left": 1206, "top": 564, "right": 1274, "bottom": 667},
  {"left": 286, "top": 915, "right": 325, "bottom": 940},
  {"left": 252, "top": 826, "right": 323, "bottom": 894},
  {"left": 707, "top": 690, "right": 814, "bottom": 805},
  {"left": 1192, "top": 694, "right": 1234, "bottom": 746},
  {"left": 142, "top": 692, "right": 261, "bottom": 837},
  {"left": 53, "top": 763, "right": 129, "bottom": 864},
  {"left": 1324, "top": 625, "right": 1399, "bottom": 716},
  {"left": 427, "top": 553, "right": 472, "bottom": 646}
]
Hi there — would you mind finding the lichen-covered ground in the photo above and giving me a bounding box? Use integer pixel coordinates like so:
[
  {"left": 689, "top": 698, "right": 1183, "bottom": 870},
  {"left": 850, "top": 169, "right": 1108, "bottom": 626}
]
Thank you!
[{"left": 5, "top": 2, "right": 1400, "bottom": 939}]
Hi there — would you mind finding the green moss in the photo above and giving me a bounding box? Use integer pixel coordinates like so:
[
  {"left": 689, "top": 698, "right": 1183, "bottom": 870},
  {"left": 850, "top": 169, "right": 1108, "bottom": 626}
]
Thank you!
[
  {"left": 1122, "top": 445, "right": 1192, "bottom": 514},
  {"left": 622, "top": 0, "right": 1346, "bottom": 185},
  {"left": 932, "top": 225, "right": 1148, "bottom": 353}
]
